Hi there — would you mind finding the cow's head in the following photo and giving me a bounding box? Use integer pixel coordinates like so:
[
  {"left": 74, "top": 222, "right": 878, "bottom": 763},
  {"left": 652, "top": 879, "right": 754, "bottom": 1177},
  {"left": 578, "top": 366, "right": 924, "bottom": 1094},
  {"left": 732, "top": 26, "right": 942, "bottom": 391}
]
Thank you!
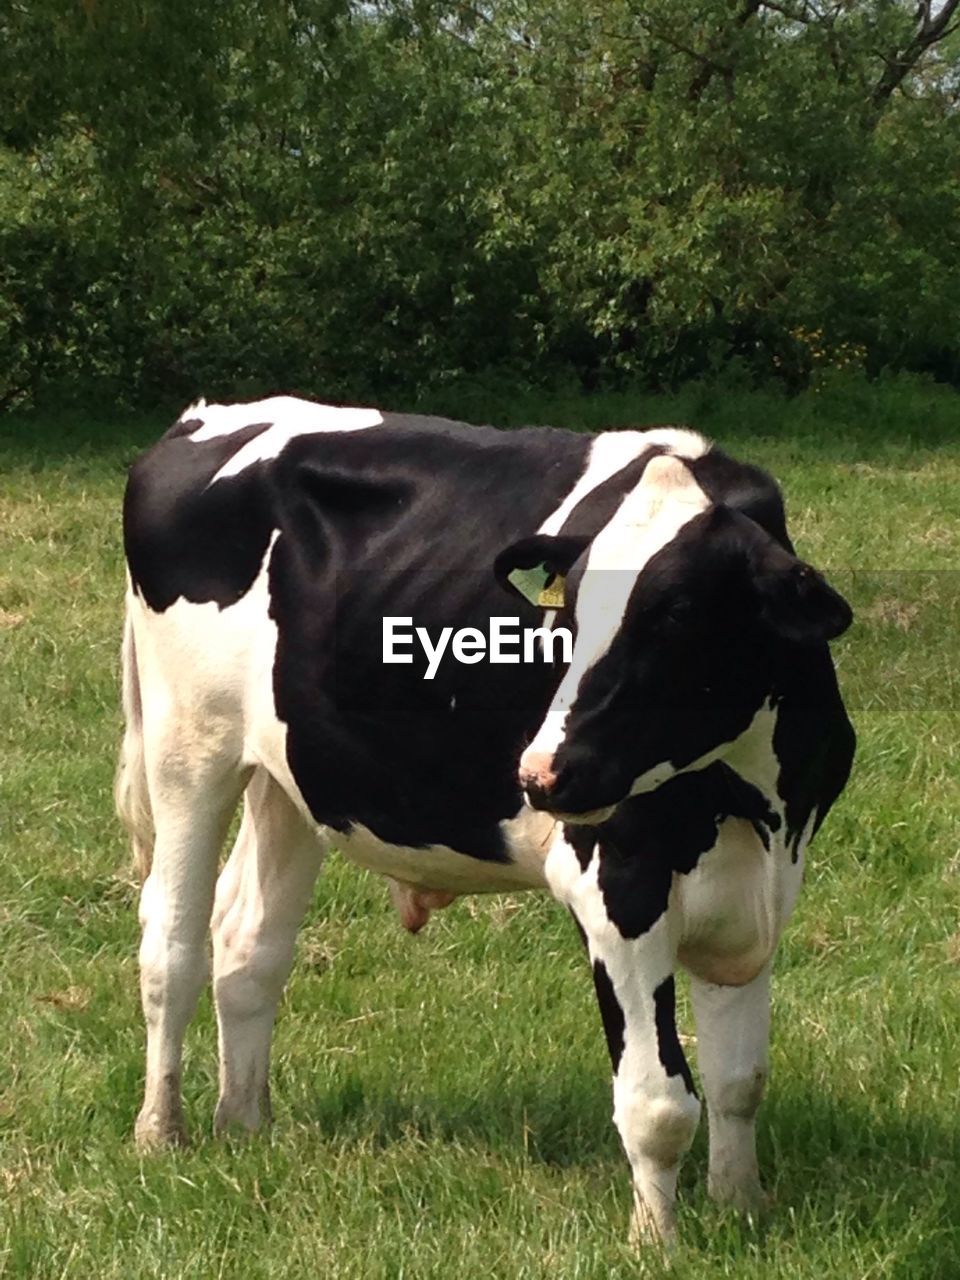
[{"left": 496, "top": 454, "right": 851, "bottom": 823}]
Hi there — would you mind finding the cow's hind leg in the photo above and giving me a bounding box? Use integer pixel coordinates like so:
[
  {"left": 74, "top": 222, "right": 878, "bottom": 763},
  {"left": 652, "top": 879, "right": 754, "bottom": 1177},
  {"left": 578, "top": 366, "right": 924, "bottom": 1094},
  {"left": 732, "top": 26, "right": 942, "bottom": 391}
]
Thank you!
[
  {"left": 549, "top": 839, "right": 700, "bottom": 1250},
  {"left": 211, "top": 769, "right": 324, "bottom": 1135},
  {"left": 689, "top": 963, "right": 770, "bottom": 1213},
  {"left": 136, "top": 747, "right": 246, "bottom": 1149}
]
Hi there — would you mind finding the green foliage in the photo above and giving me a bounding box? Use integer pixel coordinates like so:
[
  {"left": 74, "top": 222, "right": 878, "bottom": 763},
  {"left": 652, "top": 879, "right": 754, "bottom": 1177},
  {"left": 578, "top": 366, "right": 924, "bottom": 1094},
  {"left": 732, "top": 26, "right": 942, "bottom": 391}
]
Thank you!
[{"left": 1, "top": 1, "right": 959, "bottom": 408}]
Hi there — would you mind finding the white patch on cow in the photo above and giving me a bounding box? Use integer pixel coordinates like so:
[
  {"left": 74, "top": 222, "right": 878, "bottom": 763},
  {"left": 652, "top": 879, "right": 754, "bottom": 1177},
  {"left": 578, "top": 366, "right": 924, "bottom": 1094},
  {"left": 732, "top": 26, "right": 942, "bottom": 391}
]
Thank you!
[
  {"left": 179, "top": 396, "right": 207, "bottom": 421},
  {"left": 130, "top": 531, "right": 287, "bottom": 1147},
  {"left": 722, "top": 698, "right": 779, "bottom": 794},
  {"left": 673, "top": 763, "right": 804, "bottom": 989},
  {"left": 523, "top": 454, "right": 710, "bottom": 763},
  {"left": 538, "top": 427, "right": 707, "bottom": 537},
  {"left": 181, "top": 396, "right": 383, "bottom": 483},
  {"left": 628, "top": 759, "right": 684, "bottom": 796},
  {"left": 185, "top": 395, "right": 381, "bottom": 442},
  {"left": 337, "top": 804, "right": 558, "bottom": 895},
  {"left": 133, "top": 529, "right": 282, "bottom": 722},
  {"left": 660, "top": 700, "right": 801, "bottom": 988},
  {"left": 132, "top": 527, "right": 310, "bottom": 842},
  {"left": 628, "top": 696, "right": 780, "bottom": 800},
  {"left": 503, "top": 804, "right": 566, "bottom": 884},
  {"left": 675, "top": 817, "right": 781, "bottom": 987},
  {"left": 688, "top": 962, "right": 770, "bottom": 1211},
  {"left": 627, "top": 741, "right": 728, "bottom": 798}
]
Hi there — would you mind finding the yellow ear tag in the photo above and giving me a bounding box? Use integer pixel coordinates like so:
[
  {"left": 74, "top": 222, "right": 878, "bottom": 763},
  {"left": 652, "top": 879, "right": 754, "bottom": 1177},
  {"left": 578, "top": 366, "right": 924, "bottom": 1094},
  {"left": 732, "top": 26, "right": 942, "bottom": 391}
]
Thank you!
[{"left": 537, "top": 576, "right": 566, "bottom": 609}]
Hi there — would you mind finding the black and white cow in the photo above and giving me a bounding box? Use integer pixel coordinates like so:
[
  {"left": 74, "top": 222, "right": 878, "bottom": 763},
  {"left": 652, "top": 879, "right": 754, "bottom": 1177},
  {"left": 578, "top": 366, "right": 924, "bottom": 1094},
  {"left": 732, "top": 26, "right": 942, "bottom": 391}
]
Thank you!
[{"left": 117, "top": 396, "right": 854, "bottom": 1247}]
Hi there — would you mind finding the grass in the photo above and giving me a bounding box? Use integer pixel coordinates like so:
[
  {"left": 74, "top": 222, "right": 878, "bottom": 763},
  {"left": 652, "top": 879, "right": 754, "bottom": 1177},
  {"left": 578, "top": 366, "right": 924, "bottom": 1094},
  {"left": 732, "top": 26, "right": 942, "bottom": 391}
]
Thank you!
[{"left": 0, "top": 374, "right": 958, "bottom": 1278}]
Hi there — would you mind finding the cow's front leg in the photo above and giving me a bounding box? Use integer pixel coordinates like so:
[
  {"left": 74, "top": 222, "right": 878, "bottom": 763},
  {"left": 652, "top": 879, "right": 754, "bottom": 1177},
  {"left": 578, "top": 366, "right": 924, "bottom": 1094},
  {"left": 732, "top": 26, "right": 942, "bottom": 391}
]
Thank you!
[
  {"left": 689, "top": 963, "right": 770, "bottom": 1213},
  {"left": 548, "top": 836, "right": 700, "bottom": 1249}
]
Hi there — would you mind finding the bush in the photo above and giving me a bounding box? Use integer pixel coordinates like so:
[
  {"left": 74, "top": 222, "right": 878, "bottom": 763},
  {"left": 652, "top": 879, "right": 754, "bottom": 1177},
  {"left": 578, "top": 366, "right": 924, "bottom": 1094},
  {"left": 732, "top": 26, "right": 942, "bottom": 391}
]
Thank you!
[{"left": 2, "top": 0, "right": 959, "bottom": 410}]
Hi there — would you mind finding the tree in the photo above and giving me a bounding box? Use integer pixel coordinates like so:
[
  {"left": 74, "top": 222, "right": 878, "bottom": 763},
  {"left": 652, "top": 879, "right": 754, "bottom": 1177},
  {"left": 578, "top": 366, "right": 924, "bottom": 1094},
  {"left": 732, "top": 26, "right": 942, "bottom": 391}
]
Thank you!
[{"left": 1, "top": 0, "right": 959, "bottom": 407}]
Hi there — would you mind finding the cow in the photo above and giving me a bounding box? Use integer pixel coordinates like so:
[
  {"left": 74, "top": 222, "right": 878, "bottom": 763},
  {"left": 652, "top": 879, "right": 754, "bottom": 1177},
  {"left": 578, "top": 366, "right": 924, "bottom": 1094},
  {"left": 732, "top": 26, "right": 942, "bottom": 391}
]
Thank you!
[{"left": 116, "top": 396, "right": 855, "bottom": 1248}]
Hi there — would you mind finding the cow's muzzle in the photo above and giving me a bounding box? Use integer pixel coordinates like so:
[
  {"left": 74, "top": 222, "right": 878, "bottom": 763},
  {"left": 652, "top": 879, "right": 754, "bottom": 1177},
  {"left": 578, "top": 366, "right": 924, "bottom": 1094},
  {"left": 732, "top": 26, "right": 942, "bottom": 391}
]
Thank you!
[
  {"left": 518, "top": 750, "right": 558, "bottom": 806},
  {"left": 518, "top": 751, "right": 616, "bottom": 825}
]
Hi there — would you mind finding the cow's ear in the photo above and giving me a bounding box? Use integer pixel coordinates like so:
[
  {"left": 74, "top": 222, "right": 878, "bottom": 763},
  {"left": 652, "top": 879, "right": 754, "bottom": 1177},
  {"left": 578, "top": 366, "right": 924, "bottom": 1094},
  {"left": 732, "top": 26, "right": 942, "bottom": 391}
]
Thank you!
[
  {"left": 494, "top": 534, "right": 590, "bottom": 606},
  {"left": 754, "top": 555, "right": 853, "bottom": 644}
]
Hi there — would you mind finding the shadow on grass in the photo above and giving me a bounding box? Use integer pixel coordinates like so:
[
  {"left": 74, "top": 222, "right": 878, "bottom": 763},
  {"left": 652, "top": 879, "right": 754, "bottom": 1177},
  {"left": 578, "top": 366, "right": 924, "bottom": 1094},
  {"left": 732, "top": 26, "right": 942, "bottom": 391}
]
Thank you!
[
  {"left": 287, "top": 1062, "right": 957, "bottom": 1184},
  {"left": 280, "top": 1065, "right": 958, "bottom": 1256},
  {"left": 76, "top": 1037, "right": 959, "bottom": 1273},
  {"left": 288, "top": 1068, "right": 616, "bottom": 1167}
]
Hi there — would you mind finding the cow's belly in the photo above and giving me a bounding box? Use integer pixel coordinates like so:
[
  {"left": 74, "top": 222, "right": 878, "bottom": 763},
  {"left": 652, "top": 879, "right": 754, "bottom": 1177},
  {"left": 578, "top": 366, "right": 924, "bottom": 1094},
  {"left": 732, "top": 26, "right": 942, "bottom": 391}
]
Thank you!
[
  {"left": 673, "top": 815, "right": 805, "bottom": 986},
  {"left": 336, "top": 806, "right": 555, "bottom": 894}
]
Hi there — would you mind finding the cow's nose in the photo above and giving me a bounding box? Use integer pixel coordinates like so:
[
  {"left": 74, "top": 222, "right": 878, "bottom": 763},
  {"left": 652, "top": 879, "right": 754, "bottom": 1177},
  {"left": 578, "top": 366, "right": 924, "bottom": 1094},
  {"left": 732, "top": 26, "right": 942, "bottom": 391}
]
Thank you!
[{"left": 518, "top": 750, "right": 558, "bottom": 797}]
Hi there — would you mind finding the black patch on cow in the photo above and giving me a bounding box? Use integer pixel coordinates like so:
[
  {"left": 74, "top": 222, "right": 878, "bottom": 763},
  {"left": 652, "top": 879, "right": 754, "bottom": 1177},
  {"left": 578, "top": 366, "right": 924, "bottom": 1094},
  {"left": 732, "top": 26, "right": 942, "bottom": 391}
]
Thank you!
[
  {"left": 653, "top": 976, "right": 696, "bottom": 1094},
  {"left": 555, "top": 445, "right": 669, "bottom": 539},
  {"left": 165, "top": 419, "right": 204, "bottom": 445},
  {"left": 688, "top": 447, "right": 792, "bottom": 550},
  {"left": 564, "top": 824, "right": 596, "bottom": 872},
  {"left": 595, "top": 822, "right": 675, "bottom": 940},
  {"left": 124, "top": 421, "right": 276, "bottom": 610},
  {"left": 592, "top": 960, "right": 626, "bottom": 1073},
  {"left": 570, "top": 913, "right": 626, "bottom": 1073},
  {"left": 590, "top": 764, "right": 780, "bottom": 940},
  {"left": 126, "top": 405, "right": 597, "bottom": 857},
  {"left": 751, "top": 800, "right": 783, "bottom": 851},
  {"left": 770, "top": 653, "right": 856, "bottom": 860},
  {"left": 752, "top": 819, "right": 771, "bottom": 851},
  {"left": 163, "top": 415, "right": 206, "bottom": 441},
  {"left": 263, "top": 418, "right": 594, "bottom": 854}
]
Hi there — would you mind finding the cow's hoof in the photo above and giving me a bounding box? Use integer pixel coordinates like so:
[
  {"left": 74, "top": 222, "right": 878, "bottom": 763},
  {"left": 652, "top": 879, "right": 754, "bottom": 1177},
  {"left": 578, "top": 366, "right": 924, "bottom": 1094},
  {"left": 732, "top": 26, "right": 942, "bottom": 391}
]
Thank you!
[
  {"left": 213, "top": 1113, "right": 260, "bottom": 1140},
  {"left": 213, "top": 1106, "right": 268, "bottom": 1138},
  {"left": 708, "top": 1177, "right": 770, "bottom": 1217},
  {"left": 628, "top": 1200, "right": 676, "bottom": 1257},
  {"left": 213, "top": 1085, "right": 271, "bottom": 1138},
  {"left": 135, "top": 1109, "right": 188, "bottom": 1150}
]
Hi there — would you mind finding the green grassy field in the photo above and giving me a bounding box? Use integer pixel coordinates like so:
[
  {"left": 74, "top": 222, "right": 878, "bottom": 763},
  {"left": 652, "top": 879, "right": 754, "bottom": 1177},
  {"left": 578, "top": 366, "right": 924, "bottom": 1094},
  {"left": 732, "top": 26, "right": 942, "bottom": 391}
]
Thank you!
[{"left": 1, "top": 377, "right": 958, "bottom": 1278}]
